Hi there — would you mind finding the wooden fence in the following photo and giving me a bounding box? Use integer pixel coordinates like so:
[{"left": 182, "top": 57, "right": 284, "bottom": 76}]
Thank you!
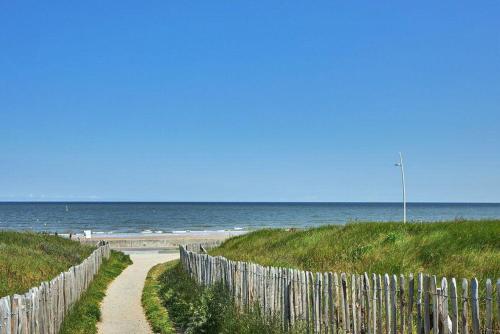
[
  {"left": 0, "top": 241, "right": 111, "bottom": 334},
  {"left": 180, "top": 245, "right": 500, "bottom": 334}
]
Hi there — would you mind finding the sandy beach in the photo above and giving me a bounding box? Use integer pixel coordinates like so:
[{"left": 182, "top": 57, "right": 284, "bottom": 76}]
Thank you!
[{"left": 77, "top": 230, "right": 246, "bottom": 249}]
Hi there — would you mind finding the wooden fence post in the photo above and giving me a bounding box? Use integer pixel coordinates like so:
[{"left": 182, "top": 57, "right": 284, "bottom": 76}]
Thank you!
[
  {"left": 441, "top": 278, "right": 450, "bottom": 334},
  {"left": 400, "top": 275, "right": 406, "bottom": 334},
  {"left": 470, "top": 278, "right": 480, "bottom": 334},
  {"left": 462, "top": 279, "right": 469, "bottom": 334},
  {"left": 431, "top": 276, "right": 439, "bottom": 334},
  {"left": 408, "top": 273, "right": 414, "bottom": 334},
  {"left": 450, "top": 278, "right": 458, "bottom": 334},
  {"left": 364, "top": 273, "right": 372, "bottom": 334},
  {"left": 352, "top": 274, "right": 358, "bottom": 334},
  {"left": 390, "top": 275, "right": 397, "bottom": 334},
  {"left": 485, "top": 279, "right": 492, "bottom": 334},
  {"left": 384, "top": 274, "right": 391, "bottom": 334}
]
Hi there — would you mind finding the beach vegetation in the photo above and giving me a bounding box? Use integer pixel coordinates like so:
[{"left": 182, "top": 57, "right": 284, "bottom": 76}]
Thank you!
[
  {"left": 157, "top": 260, "right": 296, "bottom": 334},
  {"left": 210, "top": 220, "right": 500, "bottom": 281},
  {"left": 142, "top": 262, "right": 176, "bottom": 334},
  {"left": 0, "top": 231, "right": 95, "bottom": 297}
]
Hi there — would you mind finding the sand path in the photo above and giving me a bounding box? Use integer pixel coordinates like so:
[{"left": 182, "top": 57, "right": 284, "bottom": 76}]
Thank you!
[{"left": 97, "top": 251, "right": 179, "bottom": 334}]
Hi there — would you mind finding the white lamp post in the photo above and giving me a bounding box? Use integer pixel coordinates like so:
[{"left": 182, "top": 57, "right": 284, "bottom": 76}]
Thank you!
[{"left": 394, "top": 152, "right": 407, "bottom": 223}]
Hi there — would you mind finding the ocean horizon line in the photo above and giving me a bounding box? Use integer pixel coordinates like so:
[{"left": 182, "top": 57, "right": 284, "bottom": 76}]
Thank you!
[{"left": 1, "top": 201, "right": 500, "bottom": 204}]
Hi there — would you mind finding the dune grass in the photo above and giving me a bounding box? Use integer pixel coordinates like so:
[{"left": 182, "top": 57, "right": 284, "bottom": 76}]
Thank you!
[
  {"left": 142, "top": 262, "right": 175, "bottom": 334},
  {"left": 59, "top": 250, "right": 132, "bottom": 334},
  {"left": 210, "top": 220, "right": 500, "bottom": 281},
  {"left": 0, "top": 231, "right": 95, "bottom": 297}
]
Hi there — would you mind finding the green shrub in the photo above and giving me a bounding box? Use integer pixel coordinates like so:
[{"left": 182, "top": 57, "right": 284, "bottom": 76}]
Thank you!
[
  {"left": 159, "top": 261, "right": 299, "bottom": 334},
  {"left": 142, "top": 263, "right": 175, "bottom": 334}
]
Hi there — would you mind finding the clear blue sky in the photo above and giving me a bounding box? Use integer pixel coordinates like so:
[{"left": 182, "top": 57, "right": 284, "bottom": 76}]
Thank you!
[{"left": 1, "top": 1, "right": 499, "bottom": 202}]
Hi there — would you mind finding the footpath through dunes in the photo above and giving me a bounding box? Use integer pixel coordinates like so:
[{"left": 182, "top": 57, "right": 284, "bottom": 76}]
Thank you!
[{"left": 97, "top": 250, "right": 179, "bottom": 334}]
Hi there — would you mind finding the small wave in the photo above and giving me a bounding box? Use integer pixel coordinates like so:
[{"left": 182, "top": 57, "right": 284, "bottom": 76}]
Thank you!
[{"left": 141, "top": 230, "right": 153, "bottom": 234}]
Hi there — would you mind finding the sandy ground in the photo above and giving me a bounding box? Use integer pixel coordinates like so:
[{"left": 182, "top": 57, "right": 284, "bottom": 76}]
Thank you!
[
  {"left": 77, "top": 230, "right": 246, "bottom": 250},
  {"left": 97, "top": 250, "right": 179, "bottom": 334}
]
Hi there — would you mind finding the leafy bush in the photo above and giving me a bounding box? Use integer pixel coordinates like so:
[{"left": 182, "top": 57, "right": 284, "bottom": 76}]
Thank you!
[
  {"left": 159, "top": 261, "right": 300, "bottom": 334},
  {"left": 142, "top": 263, "right": 175, "bottom": 334}
]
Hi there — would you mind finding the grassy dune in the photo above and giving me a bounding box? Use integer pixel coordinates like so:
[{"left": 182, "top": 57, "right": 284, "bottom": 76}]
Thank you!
[
  {"left": 210, "top": 220, "right": 500, "bottom": 281},
  {"left": 0, "top": 231, "right": 95, "bottom": 297}
]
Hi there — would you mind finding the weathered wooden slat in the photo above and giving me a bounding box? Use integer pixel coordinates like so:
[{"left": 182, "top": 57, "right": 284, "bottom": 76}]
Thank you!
[
  {"left": 11, "top": 294, "right": 20, "bottom": 334},
  {"left": 400, "top": 275, "right": 406, "bottom": 334},
  {"left": 364, "top": 273, "right": 372, "bottom": 334},
  {"left": 384, "top": 274, "right": 391, "bottom": 334},
  {"left": 462, "top": 279, "right": 469, "bottom": 334},
  {"left": 470, "top": 278, "right": 480, "bottom": 334},
  {"left": 352, "top": 274, "right": 358, "bottom": 334},
  {"left": 377, "top": 274, "right": 383, "bottom": 334},
  {"left": 450, "top": 278, "right": 458, "bottom": 334},
  {"left": 301, "top": 270, "right": 306, "bottom": 329},
  {"left": 334, "top": 272, "right": 340, "bottom": 334},
  {"left": 316, "top": 273, "right": 322, "bottom": 333},
  {"left": 372, "top": 273, "right": 378, "bottom": 334},
  {"left": 431, "top": 276, "right": 439, "bottom": 334},
  {"left": 329, "top": 272, "right": 336, "bottom": 334},
  {"left": 356, "top": 275, "right": 362, "bottom": 334},
  {"left": 341, "top": 273, "right": 350, "bottom": 334},
  {"left": 485, "top": 279, "right": 492, "bottom": 334},
  {"left": 408, "top": 273, "right": 414, "bottom": 334},
  {"left": 390, "top": 275, "right": 397, "bottom": 334},
  {"left": 423, "top": 275, "right": 431, "bottom": 334},
  {"left": 417, "top": 273, "right": 424, "bottom": 334},
  {"left": 323, "top": 272, "right": 330, "bottom": 334},
  {"left": 442, "top": 278, "right": 450, "bottom": 334},
  {"left": 0, "top": 296, "right": 11, "bottom": 334},
  {"left": 307, "top": 271, "right": 314, "bottom": 333}
]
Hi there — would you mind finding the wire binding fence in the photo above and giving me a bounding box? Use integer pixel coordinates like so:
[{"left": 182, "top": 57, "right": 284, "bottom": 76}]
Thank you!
[
  {"left": 0, "top": 241, "right": 111, "bottom": 334},
  {"left": 180, "top": 244, "right": 500, "bottom": 334}
]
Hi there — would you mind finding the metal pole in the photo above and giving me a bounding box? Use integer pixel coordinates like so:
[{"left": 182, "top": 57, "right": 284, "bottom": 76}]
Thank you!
[{"left": 398, "top": 152, "right": 407, "bottom": 223}]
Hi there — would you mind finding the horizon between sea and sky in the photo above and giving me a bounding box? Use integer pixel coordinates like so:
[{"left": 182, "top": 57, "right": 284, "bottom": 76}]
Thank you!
[{"left": 1, "top": 2, "right": 500, "bottom": 203}]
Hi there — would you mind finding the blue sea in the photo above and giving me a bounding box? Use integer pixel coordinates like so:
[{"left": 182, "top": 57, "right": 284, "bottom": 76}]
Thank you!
[{"left": 0, "top": 202, "right": 499, "bottom": 234}]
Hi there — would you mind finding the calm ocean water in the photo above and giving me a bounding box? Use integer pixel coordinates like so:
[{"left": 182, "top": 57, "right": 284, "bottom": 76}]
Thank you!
[{"left": 0, "top": 202, "right": 499, "bottom": 234}]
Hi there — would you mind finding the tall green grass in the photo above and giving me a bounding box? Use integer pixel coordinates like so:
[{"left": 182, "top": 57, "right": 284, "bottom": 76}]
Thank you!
[
  {"left": 142, "top": 262, "right": 175, "bottom": 334},
  {"left": 210, "top": 220, "right": 500, "bottom": 280},
  {"left": 0, "top": 231, "right": 95, "bottom": 297}
]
